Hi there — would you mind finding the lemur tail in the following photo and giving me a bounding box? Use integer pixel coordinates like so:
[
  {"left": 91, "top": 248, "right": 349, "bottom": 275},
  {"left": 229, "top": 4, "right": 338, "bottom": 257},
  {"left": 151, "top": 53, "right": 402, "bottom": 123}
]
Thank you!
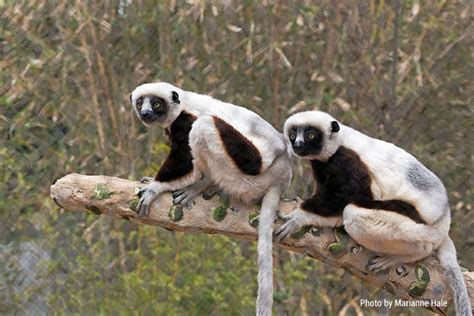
[
  {"left": 256, "top": 187, "right": 281, "bottom": 316},
  {"left": 437, "top": 237, "right": 472, "bottom": 316}
]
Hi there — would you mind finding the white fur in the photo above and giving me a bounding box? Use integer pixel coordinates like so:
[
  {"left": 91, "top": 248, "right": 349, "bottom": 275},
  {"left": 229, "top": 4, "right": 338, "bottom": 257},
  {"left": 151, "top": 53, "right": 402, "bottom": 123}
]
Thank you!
[
  {"left": 257, "top": 187, "right": 281, "bottom": 316},
  {"left": 343, "top": 204, "right": 447, "bottom": 259}
]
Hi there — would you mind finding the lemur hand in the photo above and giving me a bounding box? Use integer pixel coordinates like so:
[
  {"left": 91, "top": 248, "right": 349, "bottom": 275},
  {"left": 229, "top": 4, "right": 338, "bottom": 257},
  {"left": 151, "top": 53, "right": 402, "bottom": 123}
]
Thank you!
[{"left": 136, "top": 181, "right": 161, "bottom": 217}]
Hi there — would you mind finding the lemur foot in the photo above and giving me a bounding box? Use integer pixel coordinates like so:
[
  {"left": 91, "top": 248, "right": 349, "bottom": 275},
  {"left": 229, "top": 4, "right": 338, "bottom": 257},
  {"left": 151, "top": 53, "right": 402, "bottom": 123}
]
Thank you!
[
  {"left": 172, "top": 179, "right": 212, "bottom": 206},
  {"left": 172, "top": 187, "right": 201, "bottom": 206},
  {"left": 172, "top": 177, "right": 214, "bottom": 206},
  {"left": 139, "top": 176, "right": 154, "bottom": 184},
  {"left": 136, "top": 183, "right": 160, "bottom": 217},
  {"left": 274, "top": 208, "right": 311, "bottom": 242},
  {"left": 202, "top": 185, "right": 221, "bottom": 200},
  {"left": 366, "top": 255, "right": 395, "bottom": 274}
]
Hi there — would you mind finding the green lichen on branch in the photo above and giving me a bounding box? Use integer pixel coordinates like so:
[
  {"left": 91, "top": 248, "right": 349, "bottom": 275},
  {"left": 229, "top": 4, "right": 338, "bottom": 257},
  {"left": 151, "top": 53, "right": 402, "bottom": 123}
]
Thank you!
[
  {"left": 91, "top": 184, "right": 112, "bottom": 200},
  {"left": 409, "top": 264, "right": 431, "bottom": 297},
  {"left": 290, "top": 225, "right": 312, "bottom": 239},
  {"left": 327, "top": 242, "right": 347, "bottom": 257},
  {"left": 212, "top": 206, "right": 227, "bottom": 222},
  {"left": 128, "top": 198, "right": 139, "bottom": 211},
  {"left": 248, "top": 213, "right": 259, "bottom": 227},
  {"left": 168, "top": 205, "right": 184, "bottom": 222}
]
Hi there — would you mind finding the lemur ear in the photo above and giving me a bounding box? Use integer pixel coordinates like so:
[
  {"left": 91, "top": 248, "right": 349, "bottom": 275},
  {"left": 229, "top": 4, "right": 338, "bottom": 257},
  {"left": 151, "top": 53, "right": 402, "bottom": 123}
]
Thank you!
[
  {"left": 129, "top": 94, "right": 132, "bottom": 104},
  {"left": 331, "top": 121, "right": 340, "bottom": 133},
  {"left": 171, "top": 91, "right": 180, "bottom": 104}
]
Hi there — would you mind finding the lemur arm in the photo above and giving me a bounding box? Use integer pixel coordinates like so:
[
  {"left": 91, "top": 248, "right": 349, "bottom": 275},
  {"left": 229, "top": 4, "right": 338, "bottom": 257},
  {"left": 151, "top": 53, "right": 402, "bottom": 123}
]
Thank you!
[
  {"left": 155, "top": 143, "right": 193, "bottom": 182},
  {"left": 137, "top": 112, "right": 201, "bottom": 217}
]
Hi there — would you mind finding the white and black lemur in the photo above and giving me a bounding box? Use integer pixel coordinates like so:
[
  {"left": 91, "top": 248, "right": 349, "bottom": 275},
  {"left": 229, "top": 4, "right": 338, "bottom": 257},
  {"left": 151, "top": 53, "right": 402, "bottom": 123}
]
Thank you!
[
  {"left": 276, "top": 110, "right": 472, "bottom": 315},
  {"left": 130, "top": 82, "right": 292, "bottom": 316}
]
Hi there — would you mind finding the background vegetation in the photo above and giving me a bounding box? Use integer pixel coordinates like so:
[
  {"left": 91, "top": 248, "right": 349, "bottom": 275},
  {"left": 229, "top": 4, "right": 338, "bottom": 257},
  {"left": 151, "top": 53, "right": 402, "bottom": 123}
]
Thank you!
[{"left": 1, "top": 0, "right": 472, "bottom": 314}]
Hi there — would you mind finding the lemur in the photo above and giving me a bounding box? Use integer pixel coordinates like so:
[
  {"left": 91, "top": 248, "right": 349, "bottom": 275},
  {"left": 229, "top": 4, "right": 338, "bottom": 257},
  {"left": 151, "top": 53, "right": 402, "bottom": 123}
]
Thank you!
[
  {"left": 130, "top": 82, "right": 292, "bottom": 316},
  {"left": 276, "top": 110, "right": 472, "bottom": 315}
]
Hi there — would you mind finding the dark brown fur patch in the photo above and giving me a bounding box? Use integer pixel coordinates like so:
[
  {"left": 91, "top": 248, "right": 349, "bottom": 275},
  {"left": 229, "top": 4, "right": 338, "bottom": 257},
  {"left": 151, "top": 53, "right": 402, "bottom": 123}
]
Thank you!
[
  {"left": 213, "top": 116, "right": 262, "bottom": 176},
  {"left": 155, "top": 112, "right": 196, "bottom": 182},
  {"left": 302, "top": 146, "right": 426, "bottom": 224}
]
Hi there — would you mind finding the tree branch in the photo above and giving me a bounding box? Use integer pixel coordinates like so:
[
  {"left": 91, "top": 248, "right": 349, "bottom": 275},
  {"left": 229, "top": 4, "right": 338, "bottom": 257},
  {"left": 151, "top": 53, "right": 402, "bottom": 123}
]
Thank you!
[{"left": 50, "top": 173, "right": 473, "bottom": 314}]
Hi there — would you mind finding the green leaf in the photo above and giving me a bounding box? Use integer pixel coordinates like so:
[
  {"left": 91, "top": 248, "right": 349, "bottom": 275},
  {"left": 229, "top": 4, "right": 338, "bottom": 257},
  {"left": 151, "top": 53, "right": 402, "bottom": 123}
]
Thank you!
[{"left": 273, "top": 290, "right": 291, "bottom": 303}]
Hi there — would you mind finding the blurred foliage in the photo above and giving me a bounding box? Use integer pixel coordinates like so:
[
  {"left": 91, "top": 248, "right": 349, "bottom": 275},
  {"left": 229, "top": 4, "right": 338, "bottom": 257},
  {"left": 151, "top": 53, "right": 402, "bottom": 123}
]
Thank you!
[{"left": 0, "top": 0, "right": 472, "bottom": 315}]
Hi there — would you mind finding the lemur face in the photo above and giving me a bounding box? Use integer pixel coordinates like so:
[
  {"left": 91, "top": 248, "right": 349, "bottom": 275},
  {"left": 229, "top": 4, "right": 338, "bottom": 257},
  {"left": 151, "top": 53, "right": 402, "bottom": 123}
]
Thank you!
[
  {"left": 130, "top": 83, "right": 183, "bottom": 128},
  {"left": 287, "top": 125, "right": 324, "bottom": 157},
  {"left": 283, "top": 111, "right": 342, "bottom": 161},
  {"left": 134, "top": 95, "right": 168, "bottom": 124}
]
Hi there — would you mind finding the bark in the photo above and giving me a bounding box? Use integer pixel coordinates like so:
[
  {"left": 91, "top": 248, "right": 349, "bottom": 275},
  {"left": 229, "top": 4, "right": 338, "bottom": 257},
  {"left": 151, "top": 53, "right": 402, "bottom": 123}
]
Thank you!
[{"left": 50, "top": 173, "right": 474, "bottom": 314}]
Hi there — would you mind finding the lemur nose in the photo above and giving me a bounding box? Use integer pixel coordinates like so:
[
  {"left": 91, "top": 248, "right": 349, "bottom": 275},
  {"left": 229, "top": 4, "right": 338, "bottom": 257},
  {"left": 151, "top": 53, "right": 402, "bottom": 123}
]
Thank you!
[
  {"left": 294, "top": 141, "right": 304, "bottom": 148},
  {"left": 141, "top": 110, "right": 156, "bottom": 122}
]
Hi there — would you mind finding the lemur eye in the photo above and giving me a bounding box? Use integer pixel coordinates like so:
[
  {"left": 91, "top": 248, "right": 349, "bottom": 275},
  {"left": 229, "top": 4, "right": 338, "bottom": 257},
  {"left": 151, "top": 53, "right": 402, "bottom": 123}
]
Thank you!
[
  {"left": 136, "top": 97, "right": 143, "bottom": 110},
  {"left": 289, "top": 134, "right": 296, "bottom": 140},
  {"left": 151, "top": 97, "right": 163, "bottom": 111},
  {"left": 152, "top": 102, "right": 161, "bottom": 111},
  {"left": 308, "top": 133, "right": 315, "bottom": 139}
]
